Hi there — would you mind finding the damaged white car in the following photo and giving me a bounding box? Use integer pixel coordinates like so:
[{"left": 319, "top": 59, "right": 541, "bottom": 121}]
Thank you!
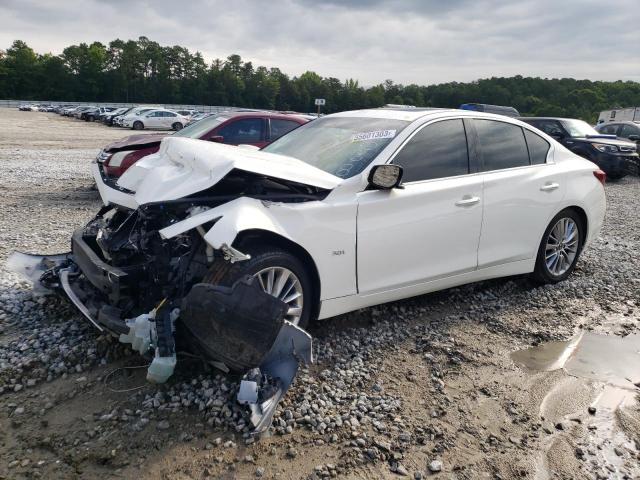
[{"left": 9, "top": 107, "right": 606, "bottom": 432}]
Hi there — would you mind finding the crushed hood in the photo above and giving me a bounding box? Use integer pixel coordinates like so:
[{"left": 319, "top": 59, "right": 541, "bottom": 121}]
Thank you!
[
  {"left": 105, "top": 133, "right": 168, "bottom": 152},
  {"left": 116, "top": 137, "right": 341, "bottom": 206}
]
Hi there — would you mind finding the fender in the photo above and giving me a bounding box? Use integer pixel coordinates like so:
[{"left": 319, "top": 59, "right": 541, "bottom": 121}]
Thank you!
[{"left": 159, "top": 196, "right": 358, "bottom": 301}]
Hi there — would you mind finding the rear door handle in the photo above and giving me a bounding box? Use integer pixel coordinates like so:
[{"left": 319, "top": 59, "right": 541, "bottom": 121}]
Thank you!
[
  {"left": 540, "top": 182, "right": 560, "bottom": 192},
  {"left": 455, "top": 196, "right": 480, "bottom": 207}
]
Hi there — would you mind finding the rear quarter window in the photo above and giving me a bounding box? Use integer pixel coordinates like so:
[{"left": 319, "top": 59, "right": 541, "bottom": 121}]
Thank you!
[{"left": 524, "top": 129, "right": 550, "bottom": 165}]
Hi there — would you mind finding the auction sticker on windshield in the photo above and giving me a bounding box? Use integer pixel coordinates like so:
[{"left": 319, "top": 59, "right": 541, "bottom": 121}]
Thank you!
[{"left": 352, "top": 130, "right": 396, "bottom": 142}]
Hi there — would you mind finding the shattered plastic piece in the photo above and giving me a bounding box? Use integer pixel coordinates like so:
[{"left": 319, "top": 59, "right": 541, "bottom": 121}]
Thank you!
[
  {"left": 238, "top": 379, "right": 259, "bottom": 405},
  {"left": 59, "top": 269, "right": 104, "bottom": 332},
  {"left": 119, "top": 313, "right": 155, "bottom": 355},
  {"left": 6, "top": 252, "right": 69, "bottom": 294},
  {"left": 241, "top": 321, "right": 313, "bottom": 435},
  {"left": 147, "top": 351, "right": 177, "bottom": 384}
]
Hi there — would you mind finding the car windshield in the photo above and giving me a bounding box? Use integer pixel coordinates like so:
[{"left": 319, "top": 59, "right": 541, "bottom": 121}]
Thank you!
[
  {"left": 561, "top": 119, "right": 600, "bottom": 137},
  {"left": 173, "top": 114, "right": 230, "bottom": 138},
  {"left": 262, "top": 116, "right": 410, "bottom": 179}
]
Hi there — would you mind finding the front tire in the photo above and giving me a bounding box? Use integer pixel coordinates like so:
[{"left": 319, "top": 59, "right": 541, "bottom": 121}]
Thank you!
[
  {"left": 532, "top": 209, "right": 584, "bottom": 284},
  {"left": 203, "top": 245, "right": 312, "bottom": 329},
  {"left": 132, "top": 121, "right": 144, "bottom": 130},
  {"left": 172, "top": 122, "right": 183, "bottom": 131}
]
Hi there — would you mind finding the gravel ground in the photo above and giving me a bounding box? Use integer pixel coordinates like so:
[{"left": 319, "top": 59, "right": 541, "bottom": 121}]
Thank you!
[{"left": 0, "top": 109, "right": 639, "bottom": 480}]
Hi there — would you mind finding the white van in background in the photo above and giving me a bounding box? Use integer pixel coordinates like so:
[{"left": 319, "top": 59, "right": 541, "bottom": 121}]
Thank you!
[{"left": 598, "top": 107, "right": 640, "bottom": 124}]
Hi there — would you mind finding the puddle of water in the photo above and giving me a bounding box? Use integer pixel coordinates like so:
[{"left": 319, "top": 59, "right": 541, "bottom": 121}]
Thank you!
[
  {"left": 511, "top": 332, "right": 640, "bottom": 390},
  {"left": 515, "top": 332, "right": 640, "bottom": 480}
]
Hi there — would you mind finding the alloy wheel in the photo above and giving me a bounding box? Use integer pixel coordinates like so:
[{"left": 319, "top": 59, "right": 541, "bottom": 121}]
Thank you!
[
  {"left": 545, "top": 217, "right": 579, "bottom": 276},
  {"left": 255, "top": 267, "right": 304, "bottom": 325}
]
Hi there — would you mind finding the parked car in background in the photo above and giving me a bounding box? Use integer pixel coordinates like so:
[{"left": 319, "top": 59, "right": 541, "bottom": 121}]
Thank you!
[
  {"left": 54, "top": 104, "right": 76, "bottom": 114},
  {"left": 97, "top": 111, "right": 309, "bottom": 177},
  {"left": 104, "top": 107, "right": 133, "bottom": 126},
  {"left": 520, "top": 117, "right": 638, "bottom": 179},
  {"left": 82, "top": 106, "right": 117, "bottom": 121},
  {"left": 114, "top": 106, "right": 161, "bottom": 127},
  {"left": 72, "top": 106, "right": 97, "bottom": 119},
  {"left": 187, "top": 111, "right": 215, "bottom": 125},
  {"left": 61, "top": 106, "right": 81, "bottom": 116},
  {"left": 175, "top": 109, "right": 200, "bottom": 120},
  {"left": 80, "top": 107, "right": 101, "bottom": 121},
  {"left": 120, "top": 109, "right": 188, "bottom": 131},
  {"left": 596, "top": 121, "right": 640, "bottom": 145},
  {"left": 460, "top": 103, "right": 520, "bottom": 117},
  {"left": 597, "top": 107, "right": 640, "bottom": 125}
]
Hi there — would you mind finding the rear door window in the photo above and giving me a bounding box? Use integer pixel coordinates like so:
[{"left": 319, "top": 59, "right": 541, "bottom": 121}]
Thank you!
[
  {"left": 217, "top": 118, "right": 264, "bottom": 143},
  {"left": 474, "top": 119, "right": 530, "bottom": 171},
  {"left": 620, "top": 124, "right": 639, "bottom": 138},
  {"left": 392, "top": 119, "right": 469, "bottom": 182},
  {"left": 524, "top": 129, "right": 550, "bottom": 165},
  {"left": 599, "top": 124, "right": 619, "bottom": 135}
]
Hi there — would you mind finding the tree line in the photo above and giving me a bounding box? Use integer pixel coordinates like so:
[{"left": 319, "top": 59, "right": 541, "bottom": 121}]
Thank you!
[{"left": 1, "top": 37, "right": 639, "bottom": 122}]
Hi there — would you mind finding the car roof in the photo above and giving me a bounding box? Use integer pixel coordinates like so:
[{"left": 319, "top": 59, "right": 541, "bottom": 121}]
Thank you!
[
  {"left": 215, "top": 111, "right": 309, "bottom": 121},
  {"left": 330, "top": 107, "right": 530, "bottom": 123}
]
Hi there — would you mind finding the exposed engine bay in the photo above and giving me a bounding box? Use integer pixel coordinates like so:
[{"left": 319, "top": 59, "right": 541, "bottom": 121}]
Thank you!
[{"left": 8, "top": 167, "right": 327, "bottom": 434}]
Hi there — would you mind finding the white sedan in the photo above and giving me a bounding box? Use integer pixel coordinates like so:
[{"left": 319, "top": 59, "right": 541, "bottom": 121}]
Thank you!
[
  {"left": 122, "top": 109, "right": 188, "bottom": 131},
  {"left": 11, "top": 107, "right": 606, "bottom": 373}
]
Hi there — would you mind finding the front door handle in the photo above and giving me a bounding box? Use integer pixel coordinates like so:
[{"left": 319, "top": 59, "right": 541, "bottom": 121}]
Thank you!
[
  {"left": 455, "top": 196, "right": 480, "bottom": 207},
  {"left": 540, "top": 182, "right": 560, "bottom": 192}
]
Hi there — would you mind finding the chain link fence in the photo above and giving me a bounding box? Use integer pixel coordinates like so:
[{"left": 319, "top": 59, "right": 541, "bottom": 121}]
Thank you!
[{"left": 0, "top": 99, "right": 244, "bottom": 113}]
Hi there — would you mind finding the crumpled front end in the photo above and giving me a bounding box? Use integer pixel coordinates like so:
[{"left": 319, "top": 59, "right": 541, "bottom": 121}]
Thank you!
[{"left": 7, "top": 199, "right": 314, "bottom": 434}]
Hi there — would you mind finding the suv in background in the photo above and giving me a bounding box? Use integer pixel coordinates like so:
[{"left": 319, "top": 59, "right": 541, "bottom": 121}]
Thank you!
[
  {"left": 97, "top": 111, "right": 309, "bottom": 177},
  {"left": 596, "top": 121, "right": 640, "bottom": 147},
  {"left": 520, "top": 117, "right": 639, "bottom": 178}
]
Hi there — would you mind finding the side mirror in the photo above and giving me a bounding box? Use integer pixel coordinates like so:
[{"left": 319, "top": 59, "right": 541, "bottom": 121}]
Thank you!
[
  {"left": 208, "top": 135, "right": 224, "bottom": 143},
  {"left": 628, "top": 134, "right": 640, "bottom": 141},
  {"left": 368, "top": 165, "right": 403, "bottom": 190}
]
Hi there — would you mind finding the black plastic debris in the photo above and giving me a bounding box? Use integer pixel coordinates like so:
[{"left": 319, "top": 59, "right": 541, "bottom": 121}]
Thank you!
[
  {"left": 239, "top": 320, "right": 313, "bottom": 435},
  {"left": 180, "top": 276, "right": 289, "bottom": 371}
]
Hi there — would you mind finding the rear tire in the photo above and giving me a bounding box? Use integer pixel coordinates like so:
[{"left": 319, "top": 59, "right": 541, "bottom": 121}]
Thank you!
[
  {"left": 132, "top": 121, "right": 143, "bottom": 130},
  {"left": 203, "top": 245, "right": 312, "bottom": 329},
  {"left": 172, "top": 122, "right": 183, "bottom": 131},
  {"left": 532, "top": 209, "right": 584, "bottom": 284}
]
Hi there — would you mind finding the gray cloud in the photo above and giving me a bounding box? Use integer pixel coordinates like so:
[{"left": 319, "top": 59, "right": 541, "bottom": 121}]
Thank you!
[{"left": 1, "top": 0, "right": 638, "bottom": 85}]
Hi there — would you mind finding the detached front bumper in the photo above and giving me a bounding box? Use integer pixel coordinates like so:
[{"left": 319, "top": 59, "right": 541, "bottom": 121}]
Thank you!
[{"left": 6, "top": 230, "right": 138, "bottom": 335}]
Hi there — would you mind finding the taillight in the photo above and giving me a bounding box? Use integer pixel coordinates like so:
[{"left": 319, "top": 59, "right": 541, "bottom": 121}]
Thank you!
[{"left": 593, "top": 169, "right": 606, "bottom": 186}]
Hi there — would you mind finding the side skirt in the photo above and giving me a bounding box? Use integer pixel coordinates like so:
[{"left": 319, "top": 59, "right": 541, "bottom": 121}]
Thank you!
[{"left": 318, "top": 258, "right": 534, "bottom": 319}]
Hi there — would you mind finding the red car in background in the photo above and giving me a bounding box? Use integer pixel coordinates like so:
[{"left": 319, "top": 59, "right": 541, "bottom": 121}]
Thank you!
[{"left": 96, "top": 111, "right": 309, "bottom": 177}]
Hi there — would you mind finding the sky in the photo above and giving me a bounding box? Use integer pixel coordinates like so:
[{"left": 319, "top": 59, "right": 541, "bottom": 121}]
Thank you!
[{"left": 2, "top": 0, "right": 639, "bottom": 86}]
